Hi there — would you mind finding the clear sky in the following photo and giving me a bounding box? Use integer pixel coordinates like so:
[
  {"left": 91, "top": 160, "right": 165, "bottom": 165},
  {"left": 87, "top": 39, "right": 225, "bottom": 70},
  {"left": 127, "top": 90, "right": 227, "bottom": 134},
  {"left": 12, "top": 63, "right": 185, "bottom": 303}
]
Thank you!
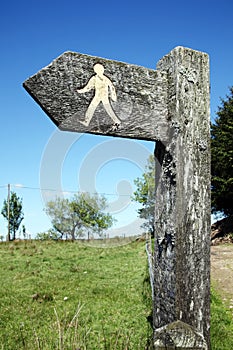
[{"left": 1, "top": 0, "right": 232, "bottom": 238}]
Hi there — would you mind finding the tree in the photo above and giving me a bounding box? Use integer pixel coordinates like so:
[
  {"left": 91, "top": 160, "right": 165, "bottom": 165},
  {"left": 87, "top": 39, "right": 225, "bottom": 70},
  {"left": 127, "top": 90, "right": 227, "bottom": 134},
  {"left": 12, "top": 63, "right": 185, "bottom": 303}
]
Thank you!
[
  {"left": 132, "top": 154, "right": 155, "bottom": 236},
  {"left": 1, "top": 191, "right": 24, "bottom": 241},
  {"left": 45, "top": 192, "right": 115, "bottom": 240},
  {"left": 45, "top": 197, "right": 73, "bottom": 240},
  {"left": 211, "top": 87, "right": 233, "bottom": 217}
]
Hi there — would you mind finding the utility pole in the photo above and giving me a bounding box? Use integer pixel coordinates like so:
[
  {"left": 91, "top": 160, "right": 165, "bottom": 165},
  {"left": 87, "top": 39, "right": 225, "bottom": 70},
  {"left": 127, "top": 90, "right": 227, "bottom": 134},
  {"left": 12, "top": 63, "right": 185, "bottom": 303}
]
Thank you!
[{"left": 7, "top": 183, "right": 10, "bottom": 241}]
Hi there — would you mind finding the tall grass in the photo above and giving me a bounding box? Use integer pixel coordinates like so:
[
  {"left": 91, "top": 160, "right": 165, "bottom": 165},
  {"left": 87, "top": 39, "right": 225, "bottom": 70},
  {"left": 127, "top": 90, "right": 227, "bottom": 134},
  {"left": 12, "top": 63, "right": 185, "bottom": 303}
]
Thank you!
[
  {"left": 0, "top": 239, "right": 232, "bottom": 349},
  {"left": 211, "top": 287, "right": 233, "bottom": 350},
  {"left": 0, "top": 239, "right": 152, "bottom": 349}
]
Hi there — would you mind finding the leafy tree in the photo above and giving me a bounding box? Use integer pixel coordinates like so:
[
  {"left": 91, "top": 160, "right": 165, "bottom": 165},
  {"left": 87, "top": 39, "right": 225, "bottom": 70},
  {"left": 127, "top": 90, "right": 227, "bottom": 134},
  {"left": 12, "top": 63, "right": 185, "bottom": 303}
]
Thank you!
[
  {"left": 211, "top": 87, "right": 233, "bottom": 217},
  {"left": 132, "top": 154, "right": 155, "bottom": 236},
  {"left": 45, "top": 192, "right": 115, "bottom": 240},
  {"left": 1, "top": 191, "right": 24, "bottom": 241},
  {"left": 45, "top": 197, "right": 73, "bottom": 240}
]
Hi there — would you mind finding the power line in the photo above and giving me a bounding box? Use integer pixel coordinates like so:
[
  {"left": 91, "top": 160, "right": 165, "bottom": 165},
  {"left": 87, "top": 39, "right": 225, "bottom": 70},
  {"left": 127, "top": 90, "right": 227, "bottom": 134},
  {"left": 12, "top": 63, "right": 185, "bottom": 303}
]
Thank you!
[{"left": 0, "top": 184, "right": 133, "bottom": 197}]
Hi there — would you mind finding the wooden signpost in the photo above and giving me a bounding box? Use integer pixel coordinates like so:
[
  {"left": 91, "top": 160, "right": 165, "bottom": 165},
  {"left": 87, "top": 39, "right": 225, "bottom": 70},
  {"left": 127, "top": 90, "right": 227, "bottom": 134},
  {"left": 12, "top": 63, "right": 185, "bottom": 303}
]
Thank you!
[{"left": 24, "top": 46, "right": 211, "bottom": 349}]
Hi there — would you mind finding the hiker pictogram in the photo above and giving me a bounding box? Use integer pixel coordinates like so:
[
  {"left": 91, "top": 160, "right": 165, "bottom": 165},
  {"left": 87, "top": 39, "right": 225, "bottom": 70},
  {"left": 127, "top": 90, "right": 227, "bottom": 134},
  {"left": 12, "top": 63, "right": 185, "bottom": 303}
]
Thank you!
[{"left": 77, "top": 63, "right": 121, "bottom": 126}]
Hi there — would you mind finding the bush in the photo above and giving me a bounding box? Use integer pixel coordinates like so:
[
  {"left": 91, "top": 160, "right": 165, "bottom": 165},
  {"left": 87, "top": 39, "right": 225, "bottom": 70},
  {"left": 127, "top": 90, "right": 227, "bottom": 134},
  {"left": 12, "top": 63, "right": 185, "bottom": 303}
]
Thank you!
[{"left": 35, "top": 229, "right": 60, "bottom": 241}]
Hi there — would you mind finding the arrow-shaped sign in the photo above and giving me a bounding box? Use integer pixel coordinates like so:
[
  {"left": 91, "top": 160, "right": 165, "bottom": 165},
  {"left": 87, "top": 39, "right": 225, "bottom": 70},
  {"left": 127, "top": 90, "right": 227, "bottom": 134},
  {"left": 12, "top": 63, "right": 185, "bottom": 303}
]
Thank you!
[{"left": 23, "top": 51, "right": 169, "bottom": 141}]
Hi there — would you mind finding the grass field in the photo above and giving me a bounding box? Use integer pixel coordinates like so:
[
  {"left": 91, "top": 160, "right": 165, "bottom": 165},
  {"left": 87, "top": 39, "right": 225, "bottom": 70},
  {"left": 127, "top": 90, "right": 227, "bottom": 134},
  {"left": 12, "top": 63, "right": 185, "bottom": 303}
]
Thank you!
[
  {"left": 0, "top": 239, "right": 233, "bottom": 349},
  {"left": 211, "top": 287, "right": 233, "bottom": 350},
  {"left": 0, "top": 239, "right": 152, "bottom": 349}
]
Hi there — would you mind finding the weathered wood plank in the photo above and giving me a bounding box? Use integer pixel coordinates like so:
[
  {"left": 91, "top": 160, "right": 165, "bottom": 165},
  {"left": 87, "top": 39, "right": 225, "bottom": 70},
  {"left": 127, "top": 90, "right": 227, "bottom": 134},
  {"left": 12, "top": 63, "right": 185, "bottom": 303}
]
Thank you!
[{"left": 23, "top": 52, "right": 169, "bottom": 141}]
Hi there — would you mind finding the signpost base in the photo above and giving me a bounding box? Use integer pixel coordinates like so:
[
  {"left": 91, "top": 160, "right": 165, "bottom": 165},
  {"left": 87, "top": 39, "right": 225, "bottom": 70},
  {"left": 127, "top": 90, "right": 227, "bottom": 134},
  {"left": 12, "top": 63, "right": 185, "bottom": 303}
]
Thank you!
[{"left": 154, "top": 321, "right": 208, "bottom": 350}]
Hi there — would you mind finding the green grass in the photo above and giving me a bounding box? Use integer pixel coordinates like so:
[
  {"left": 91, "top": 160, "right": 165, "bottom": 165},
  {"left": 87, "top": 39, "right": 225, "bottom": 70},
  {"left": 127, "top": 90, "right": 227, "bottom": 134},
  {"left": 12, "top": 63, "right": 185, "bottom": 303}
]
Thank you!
[
  {"left": 0, "top": 240, "right": 233, "bottom": 349},
  {"left": 0, "top": 239, "right": 152, "bottom": 349},
  {"left": 211, "top": 287, "right": 233, "bottom": 350}
]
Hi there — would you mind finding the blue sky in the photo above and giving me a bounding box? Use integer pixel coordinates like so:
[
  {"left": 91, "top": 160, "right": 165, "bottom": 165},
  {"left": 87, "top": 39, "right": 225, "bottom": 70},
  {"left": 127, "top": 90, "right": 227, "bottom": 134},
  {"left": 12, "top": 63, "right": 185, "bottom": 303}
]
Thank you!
[{"left": 1, "top": 0, "right": 232, "bottom": 238}]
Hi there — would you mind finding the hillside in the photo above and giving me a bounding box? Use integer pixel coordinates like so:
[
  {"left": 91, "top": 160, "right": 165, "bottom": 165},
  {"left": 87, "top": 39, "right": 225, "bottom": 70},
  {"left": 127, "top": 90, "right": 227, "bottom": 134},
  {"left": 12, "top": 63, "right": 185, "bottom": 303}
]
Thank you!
[
  {"left": 1, "top": 238, "right": 233, "bottom": 349},
  {"left": 0, "top": 239, "right": 152, "bottom": 349}
]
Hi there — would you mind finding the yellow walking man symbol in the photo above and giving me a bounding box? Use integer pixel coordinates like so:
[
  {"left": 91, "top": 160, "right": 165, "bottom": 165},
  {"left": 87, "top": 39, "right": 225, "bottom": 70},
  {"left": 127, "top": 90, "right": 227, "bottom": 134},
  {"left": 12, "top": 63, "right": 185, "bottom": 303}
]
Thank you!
[{"left": 77, "top": 63, "right": 121, "bottom": 127}]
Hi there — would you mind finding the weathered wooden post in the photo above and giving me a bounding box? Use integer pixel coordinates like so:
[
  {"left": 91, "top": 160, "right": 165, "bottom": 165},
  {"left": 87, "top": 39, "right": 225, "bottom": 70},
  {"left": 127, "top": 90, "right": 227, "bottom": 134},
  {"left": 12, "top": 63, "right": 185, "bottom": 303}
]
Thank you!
[
  {"left": 153, "top": 47, "right": 211, "bottom": 349},
  {"left": 23, "top": 46, "right": 211, "bottom": 349}
]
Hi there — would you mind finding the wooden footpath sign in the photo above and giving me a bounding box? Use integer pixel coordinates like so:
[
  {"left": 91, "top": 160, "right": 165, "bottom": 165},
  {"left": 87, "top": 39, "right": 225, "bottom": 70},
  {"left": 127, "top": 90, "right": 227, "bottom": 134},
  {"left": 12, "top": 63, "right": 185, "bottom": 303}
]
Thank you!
[{"left": 24, "top": 46, "right": 211, "bottom": 349}]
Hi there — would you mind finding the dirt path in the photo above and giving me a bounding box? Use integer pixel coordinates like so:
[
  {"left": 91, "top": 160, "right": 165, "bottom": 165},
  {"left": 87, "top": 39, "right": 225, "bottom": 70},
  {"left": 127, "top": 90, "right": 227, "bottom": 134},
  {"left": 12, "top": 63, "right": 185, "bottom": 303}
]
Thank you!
[{"left": 211, "top": 244, "right": 233, "bottom": 313}]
